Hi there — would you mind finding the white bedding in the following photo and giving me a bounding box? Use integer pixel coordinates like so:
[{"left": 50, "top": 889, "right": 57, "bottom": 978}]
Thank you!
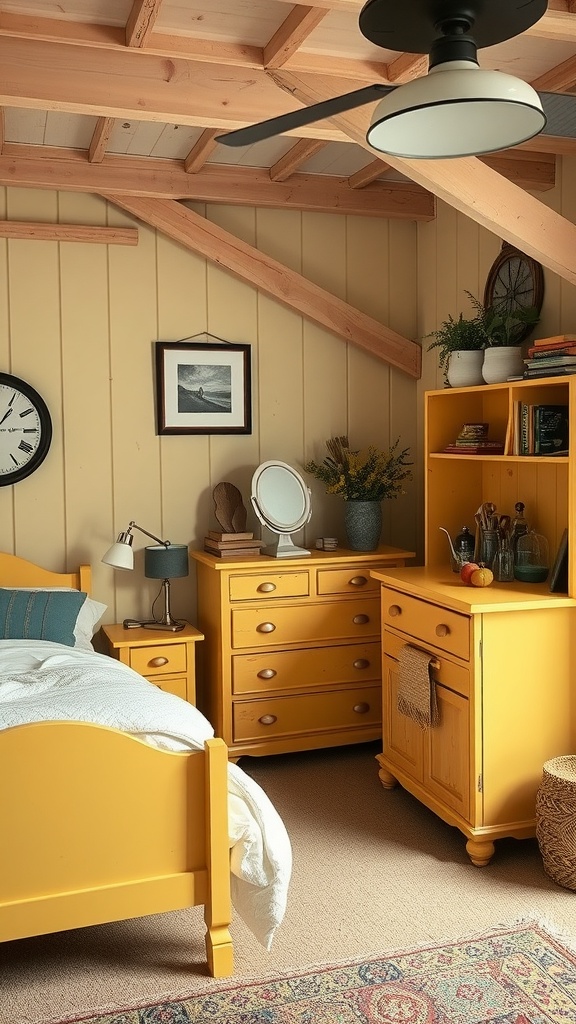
[{"left": 0, "top": 639, "right": 292, "bottom": 950}]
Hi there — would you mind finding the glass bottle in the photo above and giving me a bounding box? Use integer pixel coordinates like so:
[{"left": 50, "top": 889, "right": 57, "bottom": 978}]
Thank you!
[
  {"left": 510, "top": 502, "right": 529, "bottom": 561},
  {"left": 494, "top": 535, "right": 515, "bottom": 582}
]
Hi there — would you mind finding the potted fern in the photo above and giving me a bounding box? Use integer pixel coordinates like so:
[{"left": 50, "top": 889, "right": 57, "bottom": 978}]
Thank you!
[{"left": 426, "top": 308, "right": 486, "bottom": 387}]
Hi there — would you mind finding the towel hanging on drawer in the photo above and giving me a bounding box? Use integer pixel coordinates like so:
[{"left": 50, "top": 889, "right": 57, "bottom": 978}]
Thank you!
[{"left": 396, "top": 644, "right": 439, "bottom": 729}]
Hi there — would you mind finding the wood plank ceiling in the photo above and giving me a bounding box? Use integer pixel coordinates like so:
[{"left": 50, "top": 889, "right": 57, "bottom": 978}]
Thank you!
[{"left": 2, "top": 0, "right": 576, "bottom": 376}]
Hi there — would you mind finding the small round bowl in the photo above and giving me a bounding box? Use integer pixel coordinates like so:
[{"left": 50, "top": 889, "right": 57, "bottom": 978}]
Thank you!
[{"left": 514, "top": 565, "right": 549, "bottom": 584}]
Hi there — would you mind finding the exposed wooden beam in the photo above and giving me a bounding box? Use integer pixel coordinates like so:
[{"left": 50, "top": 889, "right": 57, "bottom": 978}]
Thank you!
[
  {"left": 480, "top": 150, "right": 555, "bottom": 192},
  {"left": 269, "top": 69, "right": 576, "bottom": 288},
  {"left": 184, "top": 130, "right": 219, "bottom": 174},
  {"left": 269, "top": 139, "right": 328, "bottom": 181},
  {"left": 0, "top": 109, "right": 4, "bottom": 154},
  {"left": 516, "top": 134, "right": 576, "bottom": 156},
  {"left": 0, "top": 221, "right": 138, "bottom": 244},
  {"left": 349, "top": 160, "right": 391, "bottom": 188},
  {"left": 89, "top": 117, "right": 115, "bottom": 164},
  {"left": 126, "top": 0, "right": 163, "bottom": 48},
  {"left": 531, "top": 55, "right": 576, "bottom": 92},
  {"left": 0, "top": 145, "right": 435, "bottom": 219},
  {"left": 103, "top": 194, "right": 421, "bottom": 378},
  {"left": 264, "top": 6, "right": 327, "bottom": 69}
]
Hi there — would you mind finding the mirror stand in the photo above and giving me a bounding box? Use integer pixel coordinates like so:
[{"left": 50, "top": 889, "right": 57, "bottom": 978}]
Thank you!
[{"left": 263, "top": 531, "right": 311, "bottom": 558}]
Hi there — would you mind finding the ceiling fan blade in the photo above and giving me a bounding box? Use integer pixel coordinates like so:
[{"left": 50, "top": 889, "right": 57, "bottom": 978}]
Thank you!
[
  {"left": 538, "top": 91, "right": 576, "bottom": 138},
  {"left": 215, "top": 84, "right": 394, "bottom": 147}
]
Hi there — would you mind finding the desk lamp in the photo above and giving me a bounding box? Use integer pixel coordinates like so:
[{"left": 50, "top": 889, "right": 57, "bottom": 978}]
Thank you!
[{"left": 102, "top": 521, "right": 189, "bottom": 631}]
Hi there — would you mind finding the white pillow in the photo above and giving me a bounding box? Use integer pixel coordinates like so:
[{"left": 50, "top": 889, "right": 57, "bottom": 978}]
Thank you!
[{"left": 0, "top": 587, "right": 107, "bottom": 651}]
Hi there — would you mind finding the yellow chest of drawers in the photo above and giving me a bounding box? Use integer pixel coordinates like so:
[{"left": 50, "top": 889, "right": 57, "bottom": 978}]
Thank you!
[
  {"left": 371, "top": 566, "right": 576, "bottom": 866},
  {"left": 191, "top": 546, "right": 414, "bottom": 759}
]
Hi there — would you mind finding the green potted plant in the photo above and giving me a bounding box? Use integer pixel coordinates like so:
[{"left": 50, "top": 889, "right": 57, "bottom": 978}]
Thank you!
[
  {"left": 466, "top": 291, "right": 540, "bottom": 383},
  {"left": 426, "top": 307, "right": 487, "bottom": 387}
]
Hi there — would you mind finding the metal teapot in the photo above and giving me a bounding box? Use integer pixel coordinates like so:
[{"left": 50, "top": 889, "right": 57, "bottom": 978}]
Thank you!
[{"left": 439, "top": 526, "right": 475, "bottom": 573}]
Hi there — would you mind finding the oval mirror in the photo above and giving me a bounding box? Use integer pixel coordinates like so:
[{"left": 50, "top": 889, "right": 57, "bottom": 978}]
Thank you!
[{"left": 251, "top": 461, "right": 312, "bottom": 558}]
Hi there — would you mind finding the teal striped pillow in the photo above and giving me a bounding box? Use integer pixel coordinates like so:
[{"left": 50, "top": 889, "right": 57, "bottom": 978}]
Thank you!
[{"left": 0, "top": 589, "right": 87, "bottom": 647}]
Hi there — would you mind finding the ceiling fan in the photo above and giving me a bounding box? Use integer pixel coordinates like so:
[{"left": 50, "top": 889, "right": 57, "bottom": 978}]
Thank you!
[{"left": 216, "top": 0, "right": 573, "bottom": 159}]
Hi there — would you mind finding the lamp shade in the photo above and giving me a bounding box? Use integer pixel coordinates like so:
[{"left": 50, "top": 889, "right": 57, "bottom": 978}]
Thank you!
[
  {"left": 144, "top": 544, "right": 189, "bottom": 580},
  {"left": 102, "top": 540, "right": 134, "bottom": 570},
  {"left": 366, "top": 61, "right": 546, "bottom": 159}
]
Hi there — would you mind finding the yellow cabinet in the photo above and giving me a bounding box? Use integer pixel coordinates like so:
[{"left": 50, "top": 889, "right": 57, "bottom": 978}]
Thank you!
[
  {"left": 190, "top": 546, "right": 414, "bottom": 759},
  {"left": 101, "top": 622, "right": 204, "bottom": 705},
  {"left": 373, "top": 376, "right": 576, "bottom": 865}
]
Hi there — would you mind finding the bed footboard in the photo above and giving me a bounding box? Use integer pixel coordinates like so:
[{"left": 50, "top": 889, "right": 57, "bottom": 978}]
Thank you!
[{"left": 0, "top": 722, "right": 233, "bottom": 977}]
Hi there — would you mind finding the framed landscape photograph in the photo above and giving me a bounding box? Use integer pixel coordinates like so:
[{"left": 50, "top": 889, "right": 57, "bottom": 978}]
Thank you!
[{"left": 155, "top": 339, "right": 252, "bottom": 435}]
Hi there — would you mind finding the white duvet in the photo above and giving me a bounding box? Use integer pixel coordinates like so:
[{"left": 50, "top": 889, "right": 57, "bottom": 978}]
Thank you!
[{"left": 0, "top": 639, "right": 292, "bottom": 950}]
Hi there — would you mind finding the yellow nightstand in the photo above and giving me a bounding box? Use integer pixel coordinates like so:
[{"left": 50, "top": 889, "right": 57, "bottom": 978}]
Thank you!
[{"left": 101, "top": 622, "right": 204, "bottom": 705}]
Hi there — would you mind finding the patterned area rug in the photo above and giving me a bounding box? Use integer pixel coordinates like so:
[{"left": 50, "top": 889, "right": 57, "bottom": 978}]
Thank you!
[{"left": 47, "top": 921, "right": 576, "bottom": 1024}]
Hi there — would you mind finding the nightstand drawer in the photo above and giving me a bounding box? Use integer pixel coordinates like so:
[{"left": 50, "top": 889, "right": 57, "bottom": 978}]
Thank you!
[
  {"left": 148, "top": 674, "right": 188, "bottom": 700},
  {"left": 129, "top": 643, "right": 187, "bottom": 677},
  {"left": 317, "top": 567, "right": 380, "bottom": 596},
  {"left": 229, "top": 571, "right": 309, "bottom": 601},
  {"left": 232, "top": 685, "right": 381, "bottom": 742},
  {"left": 382, "top": 591, "right": 470, "bottom": 661},
  {"left": 232, "top": 641, "right": 380, "bottom": 695},
  {"left": 231, "top": 598, "right": 380, "bottom": 649}
]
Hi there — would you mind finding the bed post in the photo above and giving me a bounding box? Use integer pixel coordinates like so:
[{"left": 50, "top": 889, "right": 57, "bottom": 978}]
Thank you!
[{"left": 203, "top": 737, "right": 234, "bottom": 977}]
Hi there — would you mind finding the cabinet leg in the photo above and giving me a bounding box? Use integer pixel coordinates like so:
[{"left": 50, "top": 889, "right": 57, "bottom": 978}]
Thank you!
[
  {"left": 466, "top": 838, "right": 495, "bottom": 866},
  {"left": 378, "top": 766, "right": 399, "bottom": 789}
]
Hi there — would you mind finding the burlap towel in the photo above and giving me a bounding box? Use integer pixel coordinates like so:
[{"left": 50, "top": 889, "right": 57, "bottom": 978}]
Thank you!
[{"left": 396, "top": 644, "right": 439, "bottom": 729}]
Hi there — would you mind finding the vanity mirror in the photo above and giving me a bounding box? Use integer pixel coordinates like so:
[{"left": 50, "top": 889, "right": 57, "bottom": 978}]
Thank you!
[{"left": 251, "top": 461, "right": 312, "bottom": 558}]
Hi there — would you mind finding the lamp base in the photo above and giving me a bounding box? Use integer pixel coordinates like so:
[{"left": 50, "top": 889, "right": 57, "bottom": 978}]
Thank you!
[{"left": 123, "top": 618, "right": 185, "bottom": 632}]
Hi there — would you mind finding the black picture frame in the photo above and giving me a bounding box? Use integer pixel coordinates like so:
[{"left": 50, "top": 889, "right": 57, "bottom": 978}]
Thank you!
[
  {"left": 549, "top": 528, "right": 569, "bottom": 593},
  {"left": 155, "top": 337, "right": 252, "bottom": 435}
]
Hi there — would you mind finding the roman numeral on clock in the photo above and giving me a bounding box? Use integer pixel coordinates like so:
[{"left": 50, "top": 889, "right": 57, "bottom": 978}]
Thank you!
[{"left": 18, "top": 440, "right": 34, "bottom": 454}]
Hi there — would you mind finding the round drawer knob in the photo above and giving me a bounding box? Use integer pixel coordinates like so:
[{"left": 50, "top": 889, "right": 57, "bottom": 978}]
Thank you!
[
  {"left": 388, "top": 604, "right": 402, "bottom": 616},
  {"left": 258, "top": 714, "right": 277, "bottom": 726},
  {"left": 353, "top": 702, "right": 370, "bottom": 714},
  {"left": 353, "top": 614, "right": 369, "bottom": 625},
  {"left": 349, "top": 575, "right": 368, "bottom": 587},
  {"left": 257, "top": 582, "right": 276, "bottom": 593},
  {"left": 256, "top": 622, "right": 276, "bottom": 633},
  {"left": 149, "top": 656, "right": 169, "bottom": 667},
  {"left": 257, "top": 668, "right": 277, "bottom": 680},
  {"left": 435, "top": 624, "right": 450, "bottom": 637},
  {"left": 353, "top": 658, "right": 370, "bottom": 670}
]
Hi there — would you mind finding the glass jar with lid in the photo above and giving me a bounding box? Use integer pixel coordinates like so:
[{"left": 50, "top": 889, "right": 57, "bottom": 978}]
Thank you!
[{"left": 514, "top": 531, "right": 550, "bottom": 584}]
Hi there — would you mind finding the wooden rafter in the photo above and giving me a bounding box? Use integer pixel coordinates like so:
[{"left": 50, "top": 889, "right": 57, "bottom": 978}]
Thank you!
[
  {"left": 103, "top": 193, "right": 421, "bottom": 378},
  {"left": 89, "top": 117, "right": 115, "bottom": 164},
  {"left": 184, "top": 130, "right": 220, "bottom": 174},
  {"left": 0, "top": 221, "right": 137, "bottom": 244},
  {"left": 126, "top": 0, "right": 164, "bottom": 48},
  {"left": 269, "top": 140, "right": 328, "bottom": 181},
  {"left": 264, "top": 5, "right": 327, "bottom": 69}
]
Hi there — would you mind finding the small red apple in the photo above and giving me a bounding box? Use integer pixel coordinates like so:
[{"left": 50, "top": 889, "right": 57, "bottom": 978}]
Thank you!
[{"left": 460, "top": 561, "right": 480, "bottom": 585}]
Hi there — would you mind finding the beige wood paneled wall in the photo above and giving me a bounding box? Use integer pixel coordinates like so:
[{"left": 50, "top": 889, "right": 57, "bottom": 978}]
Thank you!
[
  {"left": 416, "top": 157, "right": 576, "bottom": 557},
  {"left": 0, "top": 188, "right": 418, "bottom": 627}
]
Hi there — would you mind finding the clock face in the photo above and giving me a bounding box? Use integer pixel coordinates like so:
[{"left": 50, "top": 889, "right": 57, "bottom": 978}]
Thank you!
[
  {"left": 484, "top": 244, "right": 544, "bottom": 343},
  {"left": 0, "top": 373, "right": 52, "bottom": 485}
]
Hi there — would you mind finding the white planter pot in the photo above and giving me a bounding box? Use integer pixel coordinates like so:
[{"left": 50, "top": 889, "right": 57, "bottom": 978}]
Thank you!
[
  {"left": 482, "top": 346, "right": 524, "bottom": 385},
  {"left": 446, "top": 350, "right": 485, "bottom": 388}
]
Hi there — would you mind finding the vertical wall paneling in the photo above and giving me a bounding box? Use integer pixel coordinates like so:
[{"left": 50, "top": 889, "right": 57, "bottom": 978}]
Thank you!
[
  {"left": 7, "top": 188, "right": 64, "bottom": 568},
  {"left": 58, "top": 192, "right": 112, "bottom": 599},
  {"left": 106, "top": 205, "right": 162, "bottom": 624},
  {"left": 0, "top": 187, "right": 12, "bottom": 551}
]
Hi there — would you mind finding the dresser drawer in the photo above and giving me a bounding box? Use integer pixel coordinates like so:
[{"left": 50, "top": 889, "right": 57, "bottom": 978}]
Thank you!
[
  {"left": 232, "top": 641, "right": 380, "bottom": 695},
  {"left": 382, "top": 590, "right": 470, "bottom": 661},
  {"left": 229, "top": 571, "right": 309, "bottom": 602},
  {"left": 231, "top": 598, "right": 380, "bottom": 649},
  {"left": 232, "top": 685, "right": 381, "bottom": 742},
  {"left": 148, "top": 674, "right": 188, "bottom": 700},
  {"left": 317, "top": 567, "right": 380, "bottom": 596},
  {"left": 129, "top": 643, "right": 187, "bottom": 677},
  {"left": 383, "top": 628, "right": 470, "bottom": 698}
]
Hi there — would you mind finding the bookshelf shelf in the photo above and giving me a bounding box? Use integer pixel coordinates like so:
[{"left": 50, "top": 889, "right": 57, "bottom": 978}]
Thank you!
[{"left": 425, "top": 377, "right": 574, "bottom": 593}]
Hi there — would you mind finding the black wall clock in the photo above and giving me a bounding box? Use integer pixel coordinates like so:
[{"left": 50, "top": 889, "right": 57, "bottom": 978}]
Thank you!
[
  {"left": 483, "top": 243, "right": 545, "bottom": 343},
  {"left": 0, "top": 373, "right": 52, "bottom": 485}
]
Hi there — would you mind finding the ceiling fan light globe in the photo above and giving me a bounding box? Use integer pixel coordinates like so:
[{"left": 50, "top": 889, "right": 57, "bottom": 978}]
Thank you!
[{"left": 366, "top": 62, "right": 546, "bottom": 158}]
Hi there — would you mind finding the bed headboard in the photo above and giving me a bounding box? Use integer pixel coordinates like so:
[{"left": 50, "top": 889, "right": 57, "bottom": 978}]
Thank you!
[{"left": 0, "top": 553, "right": 91, "bottom": 593}]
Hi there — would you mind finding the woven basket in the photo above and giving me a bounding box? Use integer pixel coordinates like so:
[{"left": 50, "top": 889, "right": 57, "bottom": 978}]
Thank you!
[{"left": 535, "top": 755, "right": 576, "bottom": 890}]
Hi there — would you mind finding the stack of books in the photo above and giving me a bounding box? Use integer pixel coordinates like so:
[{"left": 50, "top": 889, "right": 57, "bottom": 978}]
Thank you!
[
  {"left": 443, "top": 422, "right": 504, "bottom": 455},
  {"left": 511, "top": 401, "right": 569, "bottom": 455},
  {"left": 523, "top": 335, "right": 576, "bottom": 378},
  {"left": 203, "top": 531, "right": 265, "bottom": 558}
]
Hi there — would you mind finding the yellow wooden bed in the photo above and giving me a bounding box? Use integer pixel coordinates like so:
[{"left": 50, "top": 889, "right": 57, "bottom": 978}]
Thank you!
[{"left": 0, "top": 552, "right": 233, "bottom": 977}]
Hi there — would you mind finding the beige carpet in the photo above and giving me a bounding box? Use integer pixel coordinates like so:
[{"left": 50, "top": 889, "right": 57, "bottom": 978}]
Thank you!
[{"left": 3, "top": 741, "right": 576, "bottom": 1024}]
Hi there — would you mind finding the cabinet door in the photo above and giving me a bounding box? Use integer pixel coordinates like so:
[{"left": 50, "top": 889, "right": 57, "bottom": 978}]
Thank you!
[
  {"left": 425, "top": 684, "right": 470, "bottom": 821},
  {"left": 383, "top": 653, "right": 424, "bottom": 781}
]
